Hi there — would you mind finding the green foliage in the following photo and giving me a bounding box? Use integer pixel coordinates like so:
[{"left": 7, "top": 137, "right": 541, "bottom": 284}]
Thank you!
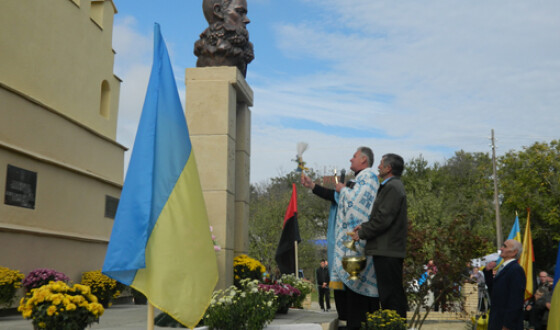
[
  {"left": 249, "top": 170, "right": 328, "bottom": 282},
  {"left": 203, "top": 279, "right": 277, "bottom": 330},
  {"left": 405, "top": 219, "right": 494, "bottom": 329},
  {"left": 498, "top": 140, "right": 560, "bottom": 270},
  {"left": 0, "top": 266, "right": 24, "bottom": 306},
  {"left": 233, "top": 254, "right": 266, "bottom": 287},
  {"left": 277, "top": 273, "right": 313, "bottom": 308},
  {"left": 80, "top": 270, "right": 124, "bottom": 307},
  {"left": 18, "top": 281, "right": 104, "bottom": 330},
  {"left": 248, "top": 140, "right": 560, "bottom": 310},
  {"left": 403, "top": 152, "right": 495, "bottom": 238},
  {"left": 361, "top": 309, "right": 407, "bottom": 330}
]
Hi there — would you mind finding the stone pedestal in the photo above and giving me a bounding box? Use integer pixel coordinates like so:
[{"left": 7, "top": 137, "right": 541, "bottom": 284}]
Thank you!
[{"left": 185, "top": 67, "right": 252, "bottom": 289}]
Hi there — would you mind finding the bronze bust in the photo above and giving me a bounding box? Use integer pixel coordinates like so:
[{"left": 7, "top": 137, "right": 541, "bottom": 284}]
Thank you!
[{"left": 194, "top": 0, "right": 254, "bottom": 77}]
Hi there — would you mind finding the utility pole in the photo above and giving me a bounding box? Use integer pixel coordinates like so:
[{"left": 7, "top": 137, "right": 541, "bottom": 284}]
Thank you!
[{"left": 491, "top": 129, "right": 503, "bottom": 248}]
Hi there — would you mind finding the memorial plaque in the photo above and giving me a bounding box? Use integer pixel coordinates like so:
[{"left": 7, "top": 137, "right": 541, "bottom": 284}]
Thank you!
[
  {"left": 105, "top": 195, "right": 119, "bottom": 219},
  {"left": 4, "top": 164, "right": 37, "bottom": 209}
]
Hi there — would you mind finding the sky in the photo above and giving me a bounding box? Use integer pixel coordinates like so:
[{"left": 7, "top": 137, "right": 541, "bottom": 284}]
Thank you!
[{"left": 112, "top": 0, "right": 560, "bottom": 184}]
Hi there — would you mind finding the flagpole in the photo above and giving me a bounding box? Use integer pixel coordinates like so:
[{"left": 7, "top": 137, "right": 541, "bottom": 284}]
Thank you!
[
  {"left": 294, "top": 241, "right": 299, "bottom": 277},
  {"left": 491, "top": 129, "right": 503, "bottom": 248},
  {"left": 147, "top": 302, "right": 154, "bottom": 330}
]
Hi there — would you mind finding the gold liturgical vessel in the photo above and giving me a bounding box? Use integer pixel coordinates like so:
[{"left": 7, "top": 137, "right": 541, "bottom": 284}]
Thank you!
[{"left": 342, "top": 233, "right": 367, "bottom": 280}]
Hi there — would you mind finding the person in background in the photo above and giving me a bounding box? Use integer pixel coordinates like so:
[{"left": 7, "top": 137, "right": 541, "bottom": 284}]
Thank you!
[
  {"left": 483, "top": 239, "right": 526, "bottom": 330},
  {"left": 470, "top": 266, "right": 487, "bottom": 312},
  {"left": 316, "top": 259, "right": 331, "bottom": 312},
  {"left": 528, "top": 287, "right": 551, "bottom": 330},
  {"left": 537, "top": 271, "right": 550, "bottom": 290}
]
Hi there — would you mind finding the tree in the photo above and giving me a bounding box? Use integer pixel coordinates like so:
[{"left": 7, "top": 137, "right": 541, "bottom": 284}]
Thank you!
[
  {"left": 405, "top": 219, "right": 494, "bottom": 329},
  {"left": 403, "top": 152, "right": 496, "bottom": 239},
  {"left": 248, "top": 170, "right": 330, "bottom": 282},
  {"left": 498, "top": 140, "right": 560, "bottom": 271}
]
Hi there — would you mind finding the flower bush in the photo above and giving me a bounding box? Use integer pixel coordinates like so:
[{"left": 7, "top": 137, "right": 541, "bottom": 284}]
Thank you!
[
  {"left": 361, "top": 309, "right": 407, "bottom": 330},
  {"left": 23, "top": 268, "right": 70, "bottom": 292},
  {"left": 0, "top": 266, "right": 24, "bottom": 306},
  {"left": 233, "top": 254, "right": 265, "bottom": 287},
  {"left": 277, "top": 273, "right": 313, "bottom": 309},
  {"left": 18, "top": 281, "right": 104, "bottom": 330},
  {"left": 258, "top": 282, "right": 300, "bottom": 313},
  {"left": 80, "top": 270, "right": 123, "bottom": 307},
  {"left": 203, "top": 278, "right": 277, "bottom": 330}
]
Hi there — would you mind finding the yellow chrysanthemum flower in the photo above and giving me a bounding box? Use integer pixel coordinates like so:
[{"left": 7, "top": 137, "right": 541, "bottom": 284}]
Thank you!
[
  {"left": 22, "top": 309, "right": 32, "bottom": 318},
  {"left": 46, "top": 305, "right": 57, "bottom": 316}
]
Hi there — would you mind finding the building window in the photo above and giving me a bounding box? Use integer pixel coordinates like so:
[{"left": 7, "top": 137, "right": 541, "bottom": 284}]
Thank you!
[
  {"left": 100, "top": 80, "right": 110, "bottom": 118},
  {"left": 4, "top": 165, "right": 37, "bottom": 209},
  {"left": 105, "top": 195, "right": 119, "bottom": 219}
]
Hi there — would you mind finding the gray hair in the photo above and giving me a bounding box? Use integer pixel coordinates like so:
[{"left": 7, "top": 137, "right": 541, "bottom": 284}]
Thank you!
[
  {"left": 382, "top": 153, "right": 404, "bottom": 176},
  {"left": 357, "top": 147, "right": 374, "bottom": 167},
  {"left": 511, "top": 240, "right": 523, "bottom": 259}
]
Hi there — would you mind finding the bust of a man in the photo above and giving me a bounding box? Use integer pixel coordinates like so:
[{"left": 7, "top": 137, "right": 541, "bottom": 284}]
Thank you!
[{"left": 194, "top": 0, "right": 254, "bottom": 77}]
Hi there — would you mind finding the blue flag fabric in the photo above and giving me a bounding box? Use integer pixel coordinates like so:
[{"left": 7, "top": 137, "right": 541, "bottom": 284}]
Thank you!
[
  {"left": 102, "top": 23, "right": 217, "bottom": 328},
  {"left": 496, "top": 214, "right": 521, "bottom": 265},
  {"left": 554, "top": 242, "right": 560, "bottom": 289}
]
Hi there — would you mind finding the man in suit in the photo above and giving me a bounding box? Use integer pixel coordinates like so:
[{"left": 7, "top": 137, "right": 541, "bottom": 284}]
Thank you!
[
  {"left": 351, "top": 153, "right": 408, "bottom": 318},
  {"left": 483, "top": 239, "right": 526, "bottom": 330}
]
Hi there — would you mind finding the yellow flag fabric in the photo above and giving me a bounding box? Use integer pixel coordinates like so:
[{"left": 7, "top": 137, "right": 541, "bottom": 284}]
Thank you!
[
  {"left": 102, "top": 24, "right": 217, "bottom": 329},
  {"left": 132, "top": 156, "right": 218, "bottom": 328},
  {"left": 548, "top": 283, "right": 560, "bottom": 330},
  {"left": 519, "top": 211, "right": 534, "bottom": 301},
  {"left": 547, "top": 241, "right": 560, "bottom": 330}
]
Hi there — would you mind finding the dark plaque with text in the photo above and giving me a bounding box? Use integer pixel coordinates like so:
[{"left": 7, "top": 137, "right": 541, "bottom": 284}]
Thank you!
[
  {"left": 105, "top": 195, "right": 119, "bottom": 219},
  {"left": 5, "top": 165, "right": 37, "bottom": 209}
]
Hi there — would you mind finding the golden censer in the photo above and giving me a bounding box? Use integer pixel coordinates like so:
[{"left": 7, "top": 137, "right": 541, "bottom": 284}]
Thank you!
[{"left": 341, "top": 233, "right": 367, "bottom": 280}]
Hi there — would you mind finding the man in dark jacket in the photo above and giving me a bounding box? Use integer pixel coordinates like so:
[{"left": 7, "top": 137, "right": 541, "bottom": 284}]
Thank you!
[
  {"left": 351, "top": 153, "right": 408, "bottom": 318},
  {"left": 316, "top": 259, "right": 331, "bottom": 312},
  {"left": 483, "top": 239, "right": 526, "bottom": 330}
]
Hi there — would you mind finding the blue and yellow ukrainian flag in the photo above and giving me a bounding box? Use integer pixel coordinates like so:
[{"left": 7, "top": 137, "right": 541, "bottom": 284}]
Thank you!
[
  {"left": 103, "top": 24, "right": 217, "bottom": 329},
  {"left": 495, "top": 213, "right": 521, "bottom": 266}
]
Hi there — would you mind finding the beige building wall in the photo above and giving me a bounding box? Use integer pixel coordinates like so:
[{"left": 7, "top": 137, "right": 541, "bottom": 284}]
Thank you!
[
  {"left": 0, "top": 0, "right": 120, "bottom": 139},
  {"left": 0, "top": 0, "right": 124, "bottom": 304}
]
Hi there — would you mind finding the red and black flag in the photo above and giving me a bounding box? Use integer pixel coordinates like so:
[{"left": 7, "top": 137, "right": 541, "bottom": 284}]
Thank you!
[{"left": 275, "top": 183, "right": 301, "bottom": 275}]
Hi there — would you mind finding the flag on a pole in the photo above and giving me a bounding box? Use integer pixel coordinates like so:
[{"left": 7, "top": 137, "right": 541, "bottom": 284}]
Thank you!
[
  {"left": 519, "top": 210, "right": 534, "bottom": 301},
  {"left": 275, "top": 183, "right": 301, "bottom": 275},
  {"left": 496, "top": 214, "right": 522, "bottom": 265},
  {"left": 547, "top": 242, "right": 560, "bottom": 330},
  {"left": 102, "top": 23, "right": 218, "bottom": 328}
]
